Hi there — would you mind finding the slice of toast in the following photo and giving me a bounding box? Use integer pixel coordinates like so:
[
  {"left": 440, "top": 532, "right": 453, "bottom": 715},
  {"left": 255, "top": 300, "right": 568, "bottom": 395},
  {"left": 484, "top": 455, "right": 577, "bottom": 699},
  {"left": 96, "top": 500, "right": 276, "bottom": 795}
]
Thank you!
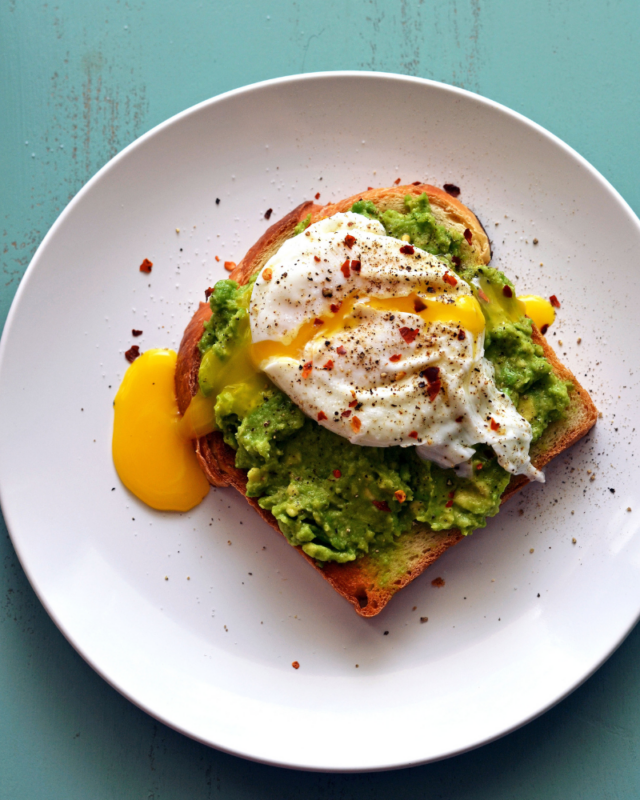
[{"left": 175, "top": 185, "right": 598, "bottom": 617}]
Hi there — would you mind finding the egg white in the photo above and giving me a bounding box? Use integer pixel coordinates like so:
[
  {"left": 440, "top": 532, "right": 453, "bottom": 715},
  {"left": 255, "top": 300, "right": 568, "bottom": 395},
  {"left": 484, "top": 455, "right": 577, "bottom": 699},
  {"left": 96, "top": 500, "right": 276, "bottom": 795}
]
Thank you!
[{"left": 250, "top": 212, "right": 542, "bottom": 482}]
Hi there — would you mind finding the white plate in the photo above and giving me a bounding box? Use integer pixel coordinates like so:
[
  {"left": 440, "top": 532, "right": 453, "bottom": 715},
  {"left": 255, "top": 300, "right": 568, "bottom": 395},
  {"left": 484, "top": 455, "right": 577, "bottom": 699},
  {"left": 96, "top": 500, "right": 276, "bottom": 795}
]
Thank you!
[{"left": 0, "top": 72, "right": 638, "bottom": 772}]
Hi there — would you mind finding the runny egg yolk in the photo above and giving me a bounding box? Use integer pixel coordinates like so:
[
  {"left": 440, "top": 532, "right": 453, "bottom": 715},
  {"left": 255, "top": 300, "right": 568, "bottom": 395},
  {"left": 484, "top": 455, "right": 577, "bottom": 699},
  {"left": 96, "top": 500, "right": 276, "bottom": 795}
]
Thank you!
[
  {"left": 517, "top": 295, "right": 556, "bottom": 332},
  {"left": 112, "top": 349, "right": 210, "bottom": 511},
  {"left": 251, "top": 291, "right": 485, "bottom": 365}
]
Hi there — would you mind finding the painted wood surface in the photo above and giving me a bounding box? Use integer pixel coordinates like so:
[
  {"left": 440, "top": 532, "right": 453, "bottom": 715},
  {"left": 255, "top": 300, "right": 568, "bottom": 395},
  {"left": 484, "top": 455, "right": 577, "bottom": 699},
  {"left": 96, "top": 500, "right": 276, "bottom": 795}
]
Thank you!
[{"left": 2, "top": 1, "right": 640, "bottom": 797}]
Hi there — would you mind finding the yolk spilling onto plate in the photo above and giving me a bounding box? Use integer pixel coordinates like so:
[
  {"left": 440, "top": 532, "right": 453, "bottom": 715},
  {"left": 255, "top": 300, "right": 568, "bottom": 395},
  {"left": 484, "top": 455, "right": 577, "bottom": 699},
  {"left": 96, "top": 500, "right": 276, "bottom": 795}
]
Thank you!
[{"left": 112, "top": 349, "right": 210, "bottom": 511}]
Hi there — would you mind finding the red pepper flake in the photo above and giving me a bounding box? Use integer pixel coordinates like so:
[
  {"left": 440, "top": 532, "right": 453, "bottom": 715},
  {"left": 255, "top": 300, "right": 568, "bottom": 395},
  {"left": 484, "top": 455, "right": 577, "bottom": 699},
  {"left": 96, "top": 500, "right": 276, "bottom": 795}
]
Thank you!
[
  {"left": 344, "top": 234, "right": 356, "bottom": 249},
  {"left": 399, "top": 326, "right": 418, "bottom": 344},
  {"left": 302, "top": 361, "right": 313, "bottom": 379},
  {"left": 476, "top": 463, "right": 483, "bottom": 470},
  {"left": 490, "top": 417, "right": 500, "bottom": 431},
  {"left": 317, "top": 411, "right": 327, "bottom": 421},
  {"left": 336, "top": 345, "right": 347, "bottom": 355},
  {"left": 215, "top": 255, "right": 220, "bottom": 262},
  {"left": 394, "top": 177, "right": 401, "bottom": 185},
  {"left": 414, "top": 297, "right": 427, "bottom": 312},
  {"left": 131, "top": 329, "right": 143, "bottom": 337},
  {"left": 315, "top": 192, "right": 320, "bottom": 200},
  {"left": 333, "top": 469, "right": 342, "bottom": 478},
  {"left": 424, "top": 366, "right": 440, "bottom": 383},
  {"left": 389, "top": 354, "right": 402, "bottom": 363},
  {"left": 348, "top": 399, "right": 358, "bottom": 408},
  {"left": 400, "top": 244, "right": 415, "bottom": 255},
  {"left": 445, "top": 499, "right": 454, "bottom": 508},
  {"left": 549, "top": 294, "right": 561, "bottom": 308},
  {"left": 367, "top": 186, "right": 374, "bottom": 190},
  {"left": 427, "top": 380, "right": 442, "bottom": 402},
  {"left": 373, "top": 500, "right": 391, "bottom": 512},
  {"left": 409, "top": 431, "right": 418, "bottom": 439},
  {"left": 455, "top": 415, "right": 464, "bottom": 423},
  {"left": 502, "top": 285, "right": 513, "bottom": 298},
  {"left": 262, "top": 267, "right": 273, "bottom": 281},
  {"left": 330, "top": 301, "right": 343, "bottom": 314},
  {"left": 443, "top": 272, "right": 458, "bottom": 287},
  {"left": 394, "top": 490, "right": 406, "bottom": 503},
  {"left": 463, "top": 228, "right": 472, "bottom": 244},
  {"left": 351, "top": 259, "right": 361, "bottom": 273},
  {"left": 452, "top": 255, "right": 461, "bottom": 267},
  {"left": 457, "top": 329, "right": 466, "bottom": 341},
  {"left": 224, "top": 261, "right": 236, "bottom": 272},
  {"left": 412, "top": 181, "right": 422, "bottom": 186},
  {"left": 264, "top": 208, "right": 273, "bottom": 220},
  {"left": 204, "top": 287, "right": 214, "bottom": 300},
  {"left": 350, "top": 416, "right": 362, "bottom": 433},
  {"left": 292, "top": 661, "right": 300, "bottom": 670},
  {"left": 341, "top": 409, "right": 352, "bottom": 418},
  {"left": 125, "top": 345, "right": 140, "bottom": 363},
  {"left": 340, "top": 259, "right": 351, "bottom": 278},
  {"left": 322, "top": 359, "right": 334, "bottom": 370},
  {"left": 314, "top": 318, "right": 324, "bottom": 326},
  {"left": 478, "top": 288, "right": 490, "bottom": 303},
  {"left": 540, "top": 324, "right": 549, "bottom": 335},
  {"left": 314, "top": 255, "right": 321, "bottom": 263},
  {"left": 443, "top": 183, "right": 460, "bottom": 198},
  {"left": 431, "top": 577, "right": 445, "bottom": 588},
  {"left": 139, "top": 258, "right": 153, "bottom": 273}
]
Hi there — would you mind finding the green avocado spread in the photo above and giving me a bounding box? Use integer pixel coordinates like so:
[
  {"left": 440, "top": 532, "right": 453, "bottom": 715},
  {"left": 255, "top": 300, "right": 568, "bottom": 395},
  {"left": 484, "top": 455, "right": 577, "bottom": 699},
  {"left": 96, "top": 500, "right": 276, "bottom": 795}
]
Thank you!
[{"left": 197, "top": 194, "right": 571, "bottom": 565}]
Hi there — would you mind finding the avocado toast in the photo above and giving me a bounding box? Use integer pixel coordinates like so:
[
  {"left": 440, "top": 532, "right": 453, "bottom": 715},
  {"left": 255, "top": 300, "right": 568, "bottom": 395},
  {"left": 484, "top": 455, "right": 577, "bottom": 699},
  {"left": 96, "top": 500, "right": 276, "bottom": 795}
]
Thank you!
[{"left": 175, "top": 185, "right": 597, "bottom": 617}]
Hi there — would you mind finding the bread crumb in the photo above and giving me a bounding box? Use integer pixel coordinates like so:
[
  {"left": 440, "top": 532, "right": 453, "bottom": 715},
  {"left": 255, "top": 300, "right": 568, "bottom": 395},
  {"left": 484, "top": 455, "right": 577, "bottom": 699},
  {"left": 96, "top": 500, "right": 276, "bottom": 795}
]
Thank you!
[
  {"left": 431, "top": 577, "right": 445, "bottom": 588},
  {"left": 577, "top": 338, "right": 582, "bottom": 344},
  {"left": 292, "top": 661, "right": 300, "bottom": 669},
  {"left": 628, "top": 507, "right": 632, "bottom": 512},
  {"left": 412, "top": 606, "right": 417, "bottom": 611},
  {"left": 164, "top": 576, "right": 168, "bottom": 581},
  {"left": 420, "top": 617, "right": 428, "bottom": 623},
  {"left": 572, "top": 537, "right": 577, "bottom": 544},
  {"left": 529, "top": 548, "right": 534, "bottom": 554},
  {"left": 533, "top": 238, "right": 539, "bottom": 245}
]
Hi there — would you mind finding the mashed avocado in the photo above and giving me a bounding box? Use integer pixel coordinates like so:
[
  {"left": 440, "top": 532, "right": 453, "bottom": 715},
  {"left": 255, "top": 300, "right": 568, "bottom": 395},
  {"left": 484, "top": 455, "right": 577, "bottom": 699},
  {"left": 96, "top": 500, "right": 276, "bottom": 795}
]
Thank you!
[{"left": 198, "top": 193, "right": 571, "bottom": 564}]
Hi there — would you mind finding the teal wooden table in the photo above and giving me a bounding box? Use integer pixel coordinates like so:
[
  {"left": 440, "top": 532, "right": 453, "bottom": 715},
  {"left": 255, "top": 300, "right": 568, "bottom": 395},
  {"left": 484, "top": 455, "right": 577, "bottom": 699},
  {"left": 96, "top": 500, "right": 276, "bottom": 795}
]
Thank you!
[{"left": 2, "top": 2, "right": 640, "bottom": 796}]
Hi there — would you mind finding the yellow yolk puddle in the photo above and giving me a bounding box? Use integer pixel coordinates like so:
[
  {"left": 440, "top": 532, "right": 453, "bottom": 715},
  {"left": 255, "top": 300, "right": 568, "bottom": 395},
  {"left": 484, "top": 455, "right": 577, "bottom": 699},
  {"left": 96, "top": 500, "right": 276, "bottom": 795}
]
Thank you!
[
  {"left": 251, "top": 292, "right": 485, "bottom": 365},
  {"left": 518, "top": 295, "right": 556, "bottom": 331},
  {"left": 112, "top": 349, "right": 210, "bottom": 511}
]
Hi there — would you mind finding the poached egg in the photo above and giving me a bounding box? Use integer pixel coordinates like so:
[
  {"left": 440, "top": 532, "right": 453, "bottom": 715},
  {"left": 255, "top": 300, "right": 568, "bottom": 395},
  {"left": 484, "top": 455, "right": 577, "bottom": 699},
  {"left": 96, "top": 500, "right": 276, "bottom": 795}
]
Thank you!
[{"left": 250, "top": 212, "right": 543, "bottom": 482}]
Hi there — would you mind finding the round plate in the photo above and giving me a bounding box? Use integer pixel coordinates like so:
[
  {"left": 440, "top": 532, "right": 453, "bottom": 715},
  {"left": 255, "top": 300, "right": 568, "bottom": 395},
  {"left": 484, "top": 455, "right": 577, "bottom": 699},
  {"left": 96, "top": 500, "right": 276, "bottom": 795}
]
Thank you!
[{"left": 0, "top": 72, "right": 638, "bottom": 772}]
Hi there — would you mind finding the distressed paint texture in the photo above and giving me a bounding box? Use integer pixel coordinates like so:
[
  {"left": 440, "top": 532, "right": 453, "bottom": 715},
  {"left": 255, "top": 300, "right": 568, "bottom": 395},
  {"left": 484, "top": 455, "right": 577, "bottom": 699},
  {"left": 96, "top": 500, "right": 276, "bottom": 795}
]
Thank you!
[{"left": 2, "top": 0, "right": 640, "bottom": 798}]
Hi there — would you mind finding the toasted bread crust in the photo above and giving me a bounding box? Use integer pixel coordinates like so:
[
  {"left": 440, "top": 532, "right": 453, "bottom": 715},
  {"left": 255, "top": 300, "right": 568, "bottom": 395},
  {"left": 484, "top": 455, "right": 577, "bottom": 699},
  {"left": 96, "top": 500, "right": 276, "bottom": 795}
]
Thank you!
[{"left": 177, "top": 186, "right": 597, "bottom": 617}]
